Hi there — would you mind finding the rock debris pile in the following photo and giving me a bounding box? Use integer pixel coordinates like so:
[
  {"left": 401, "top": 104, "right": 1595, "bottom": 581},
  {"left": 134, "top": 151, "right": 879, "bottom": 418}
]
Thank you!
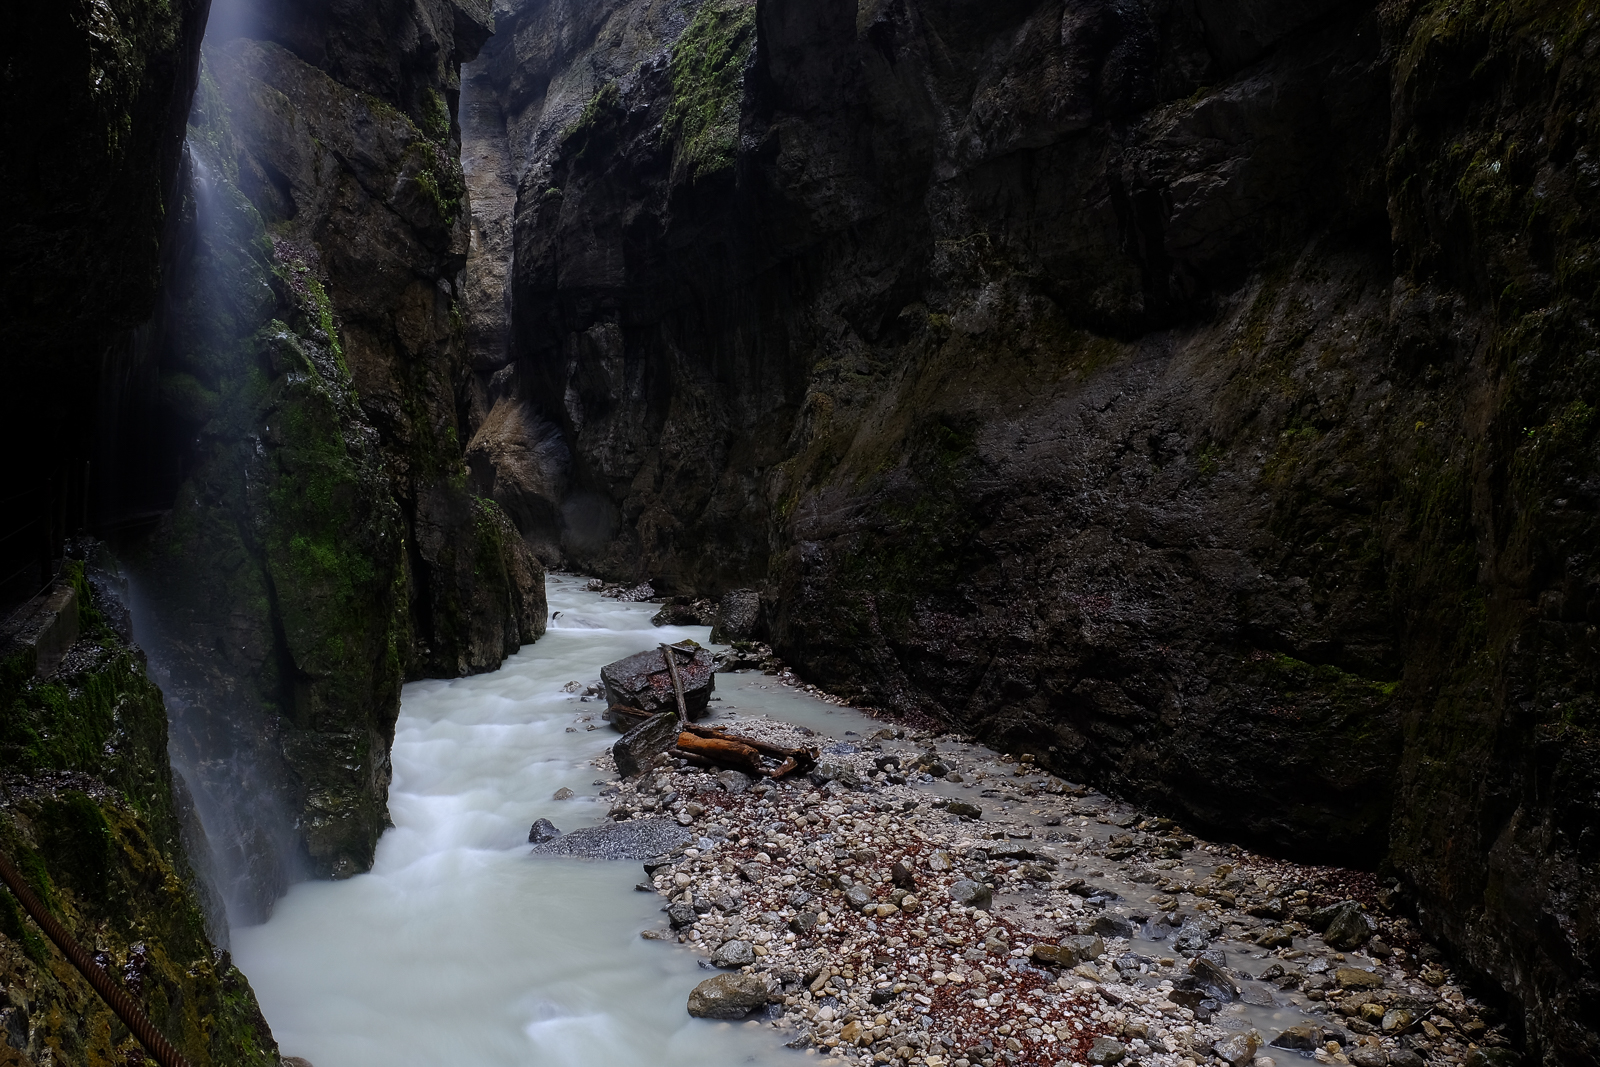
[{"left": 540, "top": 696, "right": 1516, "bottom": 1067}]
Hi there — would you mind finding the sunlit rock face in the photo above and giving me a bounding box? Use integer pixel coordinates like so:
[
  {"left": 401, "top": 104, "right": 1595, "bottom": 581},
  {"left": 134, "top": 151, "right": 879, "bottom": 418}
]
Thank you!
[
  {"left": 131, "top": 0, "right": 547, "bottom": 911},
  {"left": 464, "top": 1, "right": 1600, "bottom": 1062}
]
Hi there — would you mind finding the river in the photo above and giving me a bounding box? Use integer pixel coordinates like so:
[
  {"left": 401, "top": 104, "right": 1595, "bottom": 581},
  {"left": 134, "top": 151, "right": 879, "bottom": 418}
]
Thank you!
[{"left": 230, "top": 574, "right": 869, "bottom": 1066}]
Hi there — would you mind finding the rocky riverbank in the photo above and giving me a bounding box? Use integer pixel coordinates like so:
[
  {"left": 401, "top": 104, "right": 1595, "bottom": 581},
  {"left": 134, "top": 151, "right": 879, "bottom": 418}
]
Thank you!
[{"left": 547, "top": 687, "right": 1516, "bottom": 1067}]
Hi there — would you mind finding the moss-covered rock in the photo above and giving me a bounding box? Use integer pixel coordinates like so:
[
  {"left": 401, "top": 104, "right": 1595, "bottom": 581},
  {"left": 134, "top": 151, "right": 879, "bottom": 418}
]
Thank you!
[{"left": 0, "top": 564, "right": 279, "bottom": 1066}]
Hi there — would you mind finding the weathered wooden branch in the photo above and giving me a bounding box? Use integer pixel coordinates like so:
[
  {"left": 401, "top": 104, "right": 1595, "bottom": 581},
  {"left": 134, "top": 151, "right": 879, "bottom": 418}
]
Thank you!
[
  {"left": 673, "top": 724, "right": 818, "bottom": 779},
  {"left": 659, "top": 643, "right": 691, "bottom": 725},
  {"left": 675, "top": 733, "right": 766, "bottom": 777}
]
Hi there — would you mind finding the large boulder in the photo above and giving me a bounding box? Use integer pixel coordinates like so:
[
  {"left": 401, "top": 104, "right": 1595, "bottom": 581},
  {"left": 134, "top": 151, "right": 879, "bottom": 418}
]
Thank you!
[
  {"left": 601, "top": 643, "right": 715, "bottom": 720},
  {"left": 710, "top": 589, "right": 761, "bottom": 643},
  {"left": 687, "top": 972, "right": 771, "bottom": 1019},
  {"left": 612, "top": 711, "right": 681, "bottom": 777}
]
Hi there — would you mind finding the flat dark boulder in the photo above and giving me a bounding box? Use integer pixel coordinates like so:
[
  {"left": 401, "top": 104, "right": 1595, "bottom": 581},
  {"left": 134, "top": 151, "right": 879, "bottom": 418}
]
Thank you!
[
  {"left": 601, "top": 643, "right": 715, "bottom": 722},
  {"left": 613, "top": 712, "right": 682, "bottom": 777},
  {"left": 529, "top": 817, "right": 694, "bottom": 861}
]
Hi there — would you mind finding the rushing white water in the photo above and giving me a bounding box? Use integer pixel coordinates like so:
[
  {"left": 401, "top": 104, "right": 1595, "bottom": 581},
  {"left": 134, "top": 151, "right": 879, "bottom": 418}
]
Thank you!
[{"left": 230, "top": 574, "right": 866, "bottom": 1067}]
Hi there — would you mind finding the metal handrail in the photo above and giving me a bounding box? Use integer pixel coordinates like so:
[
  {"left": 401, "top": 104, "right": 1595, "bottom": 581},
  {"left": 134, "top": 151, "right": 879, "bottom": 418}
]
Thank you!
[{"left": 0, "top": 851, "right": 192, "bottom": 1067}]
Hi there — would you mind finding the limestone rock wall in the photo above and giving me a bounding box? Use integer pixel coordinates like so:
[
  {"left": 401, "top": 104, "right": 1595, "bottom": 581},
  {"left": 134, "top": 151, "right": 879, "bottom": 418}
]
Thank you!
[{"left": 468, "top": 0, "right": 1600, "bottom": 1061}]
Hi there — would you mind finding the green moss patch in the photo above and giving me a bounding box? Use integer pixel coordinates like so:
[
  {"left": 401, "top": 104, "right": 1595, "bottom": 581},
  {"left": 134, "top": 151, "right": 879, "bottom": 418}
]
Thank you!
[{"left": 665, "top": 0, "right": 756, "bottom": 181}]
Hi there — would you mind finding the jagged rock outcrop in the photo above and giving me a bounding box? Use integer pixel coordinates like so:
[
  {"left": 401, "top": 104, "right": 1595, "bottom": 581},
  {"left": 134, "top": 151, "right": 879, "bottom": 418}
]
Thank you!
[
  {"left": 0, "top": 0, "right": 210, "bottom": 603},
  {"left": 466, "top": 0, "right": 1600, "bottom": 1062}
]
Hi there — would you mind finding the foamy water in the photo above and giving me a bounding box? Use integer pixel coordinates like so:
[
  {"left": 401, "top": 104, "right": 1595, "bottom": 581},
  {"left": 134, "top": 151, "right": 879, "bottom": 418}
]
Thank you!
[{"left": 230, "top": 574, "right": 842, "bottom": 1067}]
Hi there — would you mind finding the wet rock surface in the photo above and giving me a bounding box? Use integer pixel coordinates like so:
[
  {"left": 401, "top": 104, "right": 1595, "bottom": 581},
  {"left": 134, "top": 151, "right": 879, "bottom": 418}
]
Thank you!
[
  {"left": 601, "top": 645, "right": 716, "bottom": 720},
  {"left": 125, "top": 0, "right": 543, "bottom": 907},
  {"left": 529, "top": 816, "right": 692, "bottom": 861},
  {"left": 612, "top": 711, "right": 683, "bottom": 777}
]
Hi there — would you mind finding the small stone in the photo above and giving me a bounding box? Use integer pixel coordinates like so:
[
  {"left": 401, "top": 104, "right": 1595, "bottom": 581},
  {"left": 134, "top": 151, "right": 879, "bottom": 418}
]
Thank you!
[
  {"left": 1093, "top": 914, "right": 1137, "bottom": 940},
  {"left": 1213, "top": 1031, "right": 1261, "bottom": 1066},
  {"left": 948, "top": 879, "right": 993, "bottom": 910},
  {"left": 1350, "top": 1045, "right": 1388, "bottom": 1067},
  {"left": 1255, "top": 927, "right": 1293, "bottom": 949},
  {"left": 1270, "top": 1024, "right": 1323, "bottom": 1051},
  {"left": 946, "top": 801, "right": 982, "bottom": 819},
  {"left": 713, "top": 939, "right": 756, "bottom": 967},
  {"left": 527, "top": 818, "right": 562, "bottom": 844},
  {"left": 687, "top": 972, "right": 769, "bottom": 1018},
  {"left": 928, "top": 851, "right": 954, "bottom": 871},
  {"left": 1388, "top": 1051, "right": 1425, "bottom": 1067},
  {"left": 718, "top": 769, "right": 752, "bottom": 794},
  {"left": 1317, "top": 901, "right": 1376, "bottom": 951},
  {"left": 1381, "top": 1008, "right": 1413, "bottom": 1032},
  {"left": 1335, "top": 967, "right": 1384, "bottom": 990},
  {"left": 846, "top": 885, "right": 875, "bottom": 910},
  {"left": 789, "top": 911, "right": 820, "bottom": 935},
  {"left": 1085, "top": 1037, "right": 1126, "bottom": 1065},
  {"left": 667, "top": 903, "right": 698, "bottom": 929},
  {"left": 552, "top": 787, "right": 575, "bottom": 800},
  {"left": 891, "top": 860, "right": 916, "bottom": 888}
]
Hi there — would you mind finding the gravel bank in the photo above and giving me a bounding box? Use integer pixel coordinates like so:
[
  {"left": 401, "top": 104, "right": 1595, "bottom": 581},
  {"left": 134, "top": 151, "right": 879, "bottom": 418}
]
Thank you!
[{"left": 539, "top": 693, "right": 1516, "bottom": 1067}]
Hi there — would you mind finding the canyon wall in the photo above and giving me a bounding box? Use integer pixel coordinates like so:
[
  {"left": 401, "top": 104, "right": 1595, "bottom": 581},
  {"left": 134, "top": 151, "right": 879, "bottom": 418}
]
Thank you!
[
  {"left": 3, "top": 0, "right": 549, "bottom": 939},
  {"left": 1, "top": 2, "right": 283, "bottom": 1059},
  {"left": 132, "top": 0, "right": 548, "bottom": 912},
  {"left": 466, "top": 0, "right": 1599, "bottom": 1061}
]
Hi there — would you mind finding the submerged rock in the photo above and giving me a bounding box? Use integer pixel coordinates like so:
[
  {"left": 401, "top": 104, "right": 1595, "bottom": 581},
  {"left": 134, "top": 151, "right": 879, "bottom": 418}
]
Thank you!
[{"left": 527, "top": 818, "right": 562, "bottom": 844}]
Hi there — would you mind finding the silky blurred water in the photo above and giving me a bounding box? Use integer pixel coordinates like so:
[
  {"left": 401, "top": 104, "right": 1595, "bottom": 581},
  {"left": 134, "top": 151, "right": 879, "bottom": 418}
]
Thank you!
[{"left": 231, "top": 574, "right": 816, "bottom": 1067}]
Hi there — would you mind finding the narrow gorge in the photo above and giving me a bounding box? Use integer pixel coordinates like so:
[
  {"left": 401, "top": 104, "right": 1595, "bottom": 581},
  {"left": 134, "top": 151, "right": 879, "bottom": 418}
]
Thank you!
[{"left": 0, "top": 0, "right": 1595, "bottom": 1065}]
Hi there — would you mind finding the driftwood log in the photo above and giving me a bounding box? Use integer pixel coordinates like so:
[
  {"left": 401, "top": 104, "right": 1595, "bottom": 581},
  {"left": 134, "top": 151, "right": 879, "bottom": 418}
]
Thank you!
[{"left": 673, "top": 724, "right": 818, "bottom": 780}]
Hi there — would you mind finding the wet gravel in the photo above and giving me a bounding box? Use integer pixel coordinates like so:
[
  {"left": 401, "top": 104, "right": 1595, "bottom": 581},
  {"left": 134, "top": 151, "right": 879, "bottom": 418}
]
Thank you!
[{"left": 542, "top": 689, "right": 1515, "bottom": 1067}]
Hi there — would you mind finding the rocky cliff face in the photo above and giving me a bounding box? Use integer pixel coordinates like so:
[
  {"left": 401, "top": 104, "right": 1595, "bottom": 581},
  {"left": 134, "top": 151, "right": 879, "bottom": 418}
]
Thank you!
[
  {"left": 0, "top": 557, "right": 281, "bottom": 1066},
  {"left": 0, "top": 4, "right": 285, "bottom": 1061},
  {"left": 467, "top": 0, "right": 1599, "bottom": 1061},
  {"left": 131, "top": 0, "right": 548, "bottom": 911}
]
